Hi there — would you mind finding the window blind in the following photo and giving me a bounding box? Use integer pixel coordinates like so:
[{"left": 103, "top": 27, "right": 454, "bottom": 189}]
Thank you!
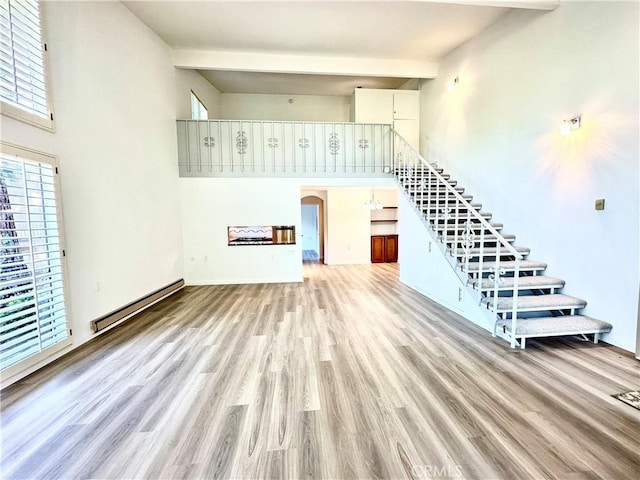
[
  {"left": 0, "top": 151, "right": 68, "bottom": 370},
  {"left": 0, "top": 0, "right": 48, "bottom": 118}
]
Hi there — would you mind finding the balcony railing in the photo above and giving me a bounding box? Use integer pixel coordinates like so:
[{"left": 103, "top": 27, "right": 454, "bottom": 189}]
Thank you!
[{"left": 176, "top": 120, "right": 393, "bottom": 177}]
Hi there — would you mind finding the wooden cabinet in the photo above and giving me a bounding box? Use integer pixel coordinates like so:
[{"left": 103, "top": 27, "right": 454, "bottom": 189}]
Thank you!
[{"left": 371, "top": 235, "right": 398, "bottom": 263}]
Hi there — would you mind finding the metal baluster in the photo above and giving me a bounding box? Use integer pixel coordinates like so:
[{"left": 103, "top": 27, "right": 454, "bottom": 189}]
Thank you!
[
  {"left": 196, "top": 120, "right": 202, "bottom": 173},
  {"left": 410, "top": 148, "right": 415, "bottom": 207},
  {"left": 493, "top": 242, "right": 501, "bottom": 322},
  {"left": 453, "top": 197, "right": 459, "bottom": 259},
  {"left": 303, "top": 123, "right": 307, "bottom": 174},
  {"left": 392, "top": 131, "right": 395, "bottom": 179},
  {"left": 443, "top": 182, "right": 449, "bottom": 242},
  {"left": 207, "top": 120, "right": 212, "bottom": 172},
  {"left": 391, "top": 126, "right": 394, "bottom": 175},
  {"left": 342, "top": 124, "right": 347, "bottom": 174},
  {"left": 217, "top": 121, "right": 222, "bottom": 172},
  {"left": 435, "top": 168, "right": 440, "bottom": 233},
  {"left": 478, "top": 226, "right": 485, "bottom": 291},
  {"left": 352, "top": 124, "right": 357, "bottom": 173},
  {"left": 264, "top": 122, "right": 278, "bottom": 172},
  {"left": 184, "top": 121, "right": 191, "bottom": 173},
  {"left": 292, "top": 122, "right": 296, "bottom": 174},
  {"left": 372, "top": 124, "right": 376, "bottom": 173},
  {"left": 427, "top": 163, "right": 432, "bottom": 224},
  {"left": 362, "top": 123, "right": 367, "bottom": 173},
  {"left": 250, "top": 121, "right": 255, "bottom": 173},
  {"left": 240, "top": 121, "right": 244, "bottom": 172},
  {"left": 261, "top": 122, "right": 265, "bottom": 173},
  {"left": 228, "top": 122, "right": 233, "bottom": 173},
  {"left": 464, "top": 209, "right": 471, "bottom": 274},
  {"left": 512, "top": 256, "right": 520, "bottom": 348},
  {"left": 282, "top": 123, "right": 296, "bottom": 172},
  {"left": 313, "top": 123, "right": 317, "bottom": 173},
  {"left": 420, "top": 160, "right": 425, "bottom": 219},
  {"left": 414, "top": 152, "right": 419, "bottom": 208}
]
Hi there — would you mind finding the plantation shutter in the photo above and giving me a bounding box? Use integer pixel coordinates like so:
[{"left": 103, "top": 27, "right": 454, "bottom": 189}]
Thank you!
[
  {"left": 0, "top": 150, "right": 68, "bottom": 370},
  {"left": 0, "top": 0, "right": 48, "bottom": 118}
]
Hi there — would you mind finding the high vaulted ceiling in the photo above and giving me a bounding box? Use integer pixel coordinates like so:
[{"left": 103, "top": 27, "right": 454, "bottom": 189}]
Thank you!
[{"left": 123, "top": 0, "right": 558, "bottom": 95}]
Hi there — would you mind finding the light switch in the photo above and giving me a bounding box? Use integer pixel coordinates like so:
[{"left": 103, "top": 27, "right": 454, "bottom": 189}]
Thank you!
[{"left": 595, "top": 198, "right": 605, "bottom": 211}]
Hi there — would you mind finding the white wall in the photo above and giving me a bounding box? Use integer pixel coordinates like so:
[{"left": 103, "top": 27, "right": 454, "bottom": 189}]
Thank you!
[
  {"left": 179, "top": 178, "right": 303, "bottom": 284},
  {"left": 220, "top": 93, "right": 351, "bottom": 121},
  {"left": 325, "top": 188, "right": 372, "bottom": 265},
  {"left": 419, "top": 2, "right": 639, "bottom": 351},
  {"left": 398, "top": 193, "right": 491, "bottom": 330},
  {"left": 0, "top": 1, "right": 213, "bottom": 385},
  {"left": 175, "top": 69, "right": 221, "bottom": 119},
  {"left": 179, "top": 180, "right": 397, "bottom": 283}
]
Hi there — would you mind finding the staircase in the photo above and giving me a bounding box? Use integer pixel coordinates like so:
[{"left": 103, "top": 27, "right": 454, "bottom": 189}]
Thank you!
[{"left": 392, "top": 133, "right": 612, "bottom": 348}]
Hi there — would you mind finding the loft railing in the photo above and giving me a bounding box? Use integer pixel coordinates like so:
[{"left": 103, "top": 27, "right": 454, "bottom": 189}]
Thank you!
[
  {"left": 392, "top": 131, "right": 523, "bottom": 347},
  {"left": 176, "top": 120, "right": 393, "bottom": 177}
]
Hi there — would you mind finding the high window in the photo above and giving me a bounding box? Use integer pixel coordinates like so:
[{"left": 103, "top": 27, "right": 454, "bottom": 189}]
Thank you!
[
  {"left": 0, "top": 143, "right": 70, "bottom": 374},
  {"left": 0, "top": 0, "right": 52, "bottom": 130},
  {"left": 190, "top": 91, "right": 207, "bottom": 120}
]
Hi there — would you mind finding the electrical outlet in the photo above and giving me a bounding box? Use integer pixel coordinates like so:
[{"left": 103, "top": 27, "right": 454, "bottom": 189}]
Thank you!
[{"left": 595, "top": 198, "right": 605, "bottom": 211}]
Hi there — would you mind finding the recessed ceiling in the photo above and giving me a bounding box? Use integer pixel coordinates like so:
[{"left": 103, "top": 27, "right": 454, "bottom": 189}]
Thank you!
[{"left": 123, "top": 1, "right": 554, "bottom": 95}]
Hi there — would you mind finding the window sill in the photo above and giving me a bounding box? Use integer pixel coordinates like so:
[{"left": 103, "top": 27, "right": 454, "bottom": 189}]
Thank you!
[{"left": 1, "top": 101, "right": 54, "bottom": 133}]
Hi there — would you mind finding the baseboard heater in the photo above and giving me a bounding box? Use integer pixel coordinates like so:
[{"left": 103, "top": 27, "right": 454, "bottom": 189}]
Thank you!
[{"left": 90, "top": 279, "right": 185, "bottom": 333}]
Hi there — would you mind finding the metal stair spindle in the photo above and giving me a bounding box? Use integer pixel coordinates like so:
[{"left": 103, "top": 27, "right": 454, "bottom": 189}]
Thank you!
[
  {"left": 478, "top": 226, "right": 485, "bottom": 295},
  {"left": 511, "top": 257, "right": 520, "bottom": 348},
  {"left": 493, "top": 242, "right": 501, "bottom": 324}
]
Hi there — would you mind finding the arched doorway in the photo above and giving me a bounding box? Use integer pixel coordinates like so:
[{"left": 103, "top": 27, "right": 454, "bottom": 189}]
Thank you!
[{"left": 301, "top": 195, "right": 325, "bottom": 263}]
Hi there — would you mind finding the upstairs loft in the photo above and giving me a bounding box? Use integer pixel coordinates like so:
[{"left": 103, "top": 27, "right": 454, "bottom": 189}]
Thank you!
[{"left": 176, "top": 88, "right": 421, "bottom": 178}]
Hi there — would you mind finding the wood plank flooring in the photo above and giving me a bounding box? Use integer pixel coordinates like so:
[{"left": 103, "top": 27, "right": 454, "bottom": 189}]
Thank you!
[{"left": 1, "top": 263, "right": 639, "bottom": 479}]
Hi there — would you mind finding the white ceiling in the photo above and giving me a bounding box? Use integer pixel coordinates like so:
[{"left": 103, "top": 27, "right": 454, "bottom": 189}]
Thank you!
[
  {"left": 123, "top": 1, "right": 557, "bottom": 95},
  {"left": 199, "top": 71, "right": 411, "bottom": 96}
]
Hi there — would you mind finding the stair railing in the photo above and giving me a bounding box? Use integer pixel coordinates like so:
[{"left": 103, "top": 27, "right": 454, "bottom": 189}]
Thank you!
[{"left": 392, "top": 131, "right": 522, "bottom": 347}]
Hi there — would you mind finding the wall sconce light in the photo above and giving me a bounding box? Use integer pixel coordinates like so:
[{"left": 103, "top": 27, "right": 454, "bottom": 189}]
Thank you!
[
  {"left": 560, "top": 115, "right": 581, "bottom": 136},
  {"left": 447, "top": 77, "right": 459, "bottom": 91}
]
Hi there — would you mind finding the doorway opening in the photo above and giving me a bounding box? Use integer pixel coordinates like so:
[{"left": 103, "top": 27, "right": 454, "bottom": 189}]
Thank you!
[{"left": 301, "top": 195, "right": 324, "bottom": 263}]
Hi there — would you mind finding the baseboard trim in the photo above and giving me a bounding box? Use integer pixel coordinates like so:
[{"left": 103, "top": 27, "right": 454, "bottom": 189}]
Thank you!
[{"left": 90, "top": 279, "right": 185, "bottom": 333}]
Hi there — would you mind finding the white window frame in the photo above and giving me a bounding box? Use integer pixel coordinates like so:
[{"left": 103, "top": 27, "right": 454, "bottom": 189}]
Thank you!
[
  {"left": 190, "top": 90, "right": 208, "bottom": 120},
  {"left": 0, "top": 141, "right": 70, "bottom": 381},
  {"left": 0, "top": 0, "right": 55, "bottom": 132}
]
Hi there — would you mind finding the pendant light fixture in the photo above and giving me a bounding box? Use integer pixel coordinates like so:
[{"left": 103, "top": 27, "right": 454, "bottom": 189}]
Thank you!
[{"left": 364, "top": 188, "right": 383, "bottom": 210}]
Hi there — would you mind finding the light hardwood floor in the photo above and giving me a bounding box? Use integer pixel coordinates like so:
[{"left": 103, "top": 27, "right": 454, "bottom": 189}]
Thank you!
[{"left": 1, "top": 263, "right": 639, "bottom": 479}]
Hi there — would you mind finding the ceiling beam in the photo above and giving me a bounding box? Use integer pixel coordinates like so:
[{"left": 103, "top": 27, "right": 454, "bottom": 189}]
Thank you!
[{"left": 172, "top": 50, "right": 439, "bottom": 79}]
